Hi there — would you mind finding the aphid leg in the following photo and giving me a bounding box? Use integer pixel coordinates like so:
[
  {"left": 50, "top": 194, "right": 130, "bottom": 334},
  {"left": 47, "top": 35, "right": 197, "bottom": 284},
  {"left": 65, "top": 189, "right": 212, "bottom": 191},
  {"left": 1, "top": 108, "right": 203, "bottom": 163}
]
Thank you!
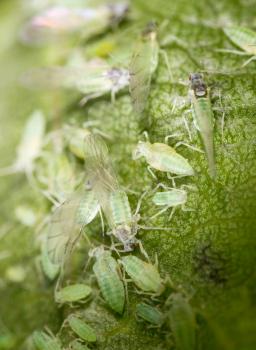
[
  {"left": 182, "top": 112, "right": 193, "bottom": 141},
  {"left": 151, "top": 206, "right": 171, "bottom": 220},
  {"left": 174, "top": 141, "right": 204, "bottom": 154},
  {"left": 164, "top": 133, "right": 184, "bottom": 144},
  {"left": 147, "top": 165, "right": 157, "bottom": 179},
  {"left": 168, "top": 207, "right": 176, "bottom": 221},
  {"left": 167, "top": 172, "right": 176, "bottom": 187},
  {"left": 134, "top": 190, "right": 149, "bottom": 215},
  {"left": 159, "top": 49, "right": 173, "bottom": 81},
  {"left": 181, "top": 203, "right": 194, "bottom": 213},
  {"left": 79, "top": 92, "right": 103, "bottom": 106},
  {"left": 242, "top": 55, "right": 256, "bottom": 67},
  {"left": 215, "top": 48, "right": 249, "bottom": 56},
  {"left": 142, "top": 130, "right": 150, "bottom": 141},
  {"left": 137, "top": 239, "right": 150, "bottom": 261}
]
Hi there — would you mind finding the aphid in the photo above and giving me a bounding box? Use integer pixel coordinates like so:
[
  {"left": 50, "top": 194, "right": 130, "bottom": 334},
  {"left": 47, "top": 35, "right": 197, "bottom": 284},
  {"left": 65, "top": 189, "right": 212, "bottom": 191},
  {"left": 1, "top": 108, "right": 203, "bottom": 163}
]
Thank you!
[
  {"left": 0, "top": 110, "right": 45, "bottom": 178},
  {"left": 68, "top": 339, "right": 90, "bottom": 350},
  {"left": 129, "top": 22, "right": 160, "bottom": 114},
  {"left": 120, "top": 255, "right": 164, "bottom": 294},
  {"left": 40, "top": 241, "right": 60, "bottom": 281},
  {"left": 46, "top": 186, "right": 100, "bottom": 265},
  {"left": 55, "top": 283, "right": 92, "bottom": 304},
  {"left": 133, "top": 139, "right": 195, "bottom": 180},
  {"left": 32, "top": 330, "right": 62, "bottom": 350},
  {"left": 67, "top": 314, "right": 97, "bottom": 343},
  {"left": 151, "top": 184, "right": 192, "bottom": 220},
  {"left": 20, "top": 3, "right": 129, "bottom": 46},
  {"left": 22, "top": 59, "right": 130, "bottom": 105},
  {"left": 168, "top": 293, "right": 196, "bottom": 350},
  {"left": 91, "top": 246, "right": 125, "bottom": 314},
  {"left": 136, "top": 303, "right": 164, "bottom": 325},
  {"left": 223, "top": 26, "right": 256, "bottom": 66},
  {"left": 189, "top": 73, "right": 216, "bottom": 178},
  {"left": 84, "top": 134, "right": 141, "bottom": 252}
]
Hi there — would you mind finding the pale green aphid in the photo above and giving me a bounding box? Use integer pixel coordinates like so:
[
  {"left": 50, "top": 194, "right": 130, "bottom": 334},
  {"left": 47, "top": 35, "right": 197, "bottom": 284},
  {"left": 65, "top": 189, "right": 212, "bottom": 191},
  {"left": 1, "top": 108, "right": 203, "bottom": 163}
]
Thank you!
[
  {"left": 55, "top": 284, "right": 92, "bottom": 304},
  {"left": 168, "top": 293, "right": 196, "bottom": 350},
  {"left": 22, "top": 59, "right": 130, "bottom": 105},
  {"left": 120, "top": 255, "right": 164, "bottom": 293},
  {"left": 67, "top": 314, "right": 97, "bottom": 342},
  {"left": 32, "top": 330, "right": 62, "bottom": 350},
  {"left": 223, "top": 26, "right": 256, "bottom": 67},
  {"left": 68, "top": 339, "right": 90, "bottom": 350},
  {"left": 189, "top": 73, "right": 216, "bottom": 178},
  {"left": 20, "top": 3, "right": 129, "bottom": 46},
  {"left": 133, "top": 140, "right": 195, "bottom": 178},
  {"left": 0, "top": 110, "right": 45, "bottom": 177},
  {"left": 91, "top": 246, "right": 125, "bottom": 314},
  {"left": 46, "top": 187, "right": 100, "bottom": 265},
  {"left": 136, "top": 303, "right": 164, "bottom": 325},
  {"left": 40, "top": 241, "right": 60, "bottom": 281}
]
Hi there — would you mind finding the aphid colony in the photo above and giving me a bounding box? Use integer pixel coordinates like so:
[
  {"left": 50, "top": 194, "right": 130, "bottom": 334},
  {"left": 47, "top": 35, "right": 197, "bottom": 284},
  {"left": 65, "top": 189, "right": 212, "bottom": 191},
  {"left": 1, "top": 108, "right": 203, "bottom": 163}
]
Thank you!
[{"left": 11, "top": 2, "right": 256, "bottom": 349}]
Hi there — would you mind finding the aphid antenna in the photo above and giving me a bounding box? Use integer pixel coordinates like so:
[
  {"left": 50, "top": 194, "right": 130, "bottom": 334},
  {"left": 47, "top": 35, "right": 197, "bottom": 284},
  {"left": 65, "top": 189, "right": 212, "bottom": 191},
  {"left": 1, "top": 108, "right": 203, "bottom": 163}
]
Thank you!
[
  {"left": 79, "top": 92, "right": 103, "bottom": 106},
  {"left": 174, "top": 141, "right": 204, "bottom": 154}
]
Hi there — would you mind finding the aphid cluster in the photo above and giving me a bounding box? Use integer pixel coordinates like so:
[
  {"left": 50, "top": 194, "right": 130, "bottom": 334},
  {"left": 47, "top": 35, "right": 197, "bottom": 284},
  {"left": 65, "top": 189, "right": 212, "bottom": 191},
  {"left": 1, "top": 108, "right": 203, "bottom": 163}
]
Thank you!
[{"left": 11, "top": 1, "right": 254, "bottom": 349}]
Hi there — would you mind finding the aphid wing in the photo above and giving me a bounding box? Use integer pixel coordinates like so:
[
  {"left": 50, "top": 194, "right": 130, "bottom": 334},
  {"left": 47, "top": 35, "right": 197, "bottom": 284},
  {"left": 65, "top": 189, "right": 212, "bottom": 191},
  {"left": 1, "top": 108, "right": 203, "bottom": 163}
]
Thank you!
[
  {"left": 129, "top": 39, "right": 158, "bottom": 113},
  {"left": 47, "top": 189, "right": 99, "bottom": 264}
]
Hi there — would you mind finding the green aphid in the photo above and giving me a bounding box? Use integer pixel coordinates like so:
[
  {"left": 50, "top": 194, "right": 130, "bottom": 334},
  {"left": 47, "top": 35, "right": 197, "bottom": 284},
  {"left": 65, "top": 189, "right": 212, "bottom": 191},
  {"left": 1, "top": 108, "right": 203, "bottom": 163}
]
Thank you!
[
  {"left": 84, "top": 134, "right": 140, "bottom": 252},
  {"left": 55, "top": 284, "right": 92, "bottom": 304},
  {"left": 46, "top": 187, "right": 100, "bottom": 265},
  {"left": 152, "top": 187, "right": 188, "bottom": 220},
  {"left": 32, "top": 330, "right": 62, "bottom": 350},
  {"left": 129, "top": 22, "right": 159, "bottom": 114},
  {"left": 67, "top": 315, "right": 97, "bottom": 343},
  {"left": 133, "top": 140, "right": 195, "bottom": 177},
  {"left": 136, "top": 303, "right": 164, "bottom": 325},
  {"left": 63, "top": 125, "right": 92, "bottom": 160},
  {"left": 91, "top": 246, "right": 125, "bottom": 314},
  {"left": 68, "top": 339, "right": 90, "bottom": 350},
  {"left": 223, "top": 26, "right": 256, "bottom": 66},
  {"left": 120, "top": 255, "right": 164, "bottom": 293},
  {"left": 189, "top": 73, "right": 216, "bottom": 178},
  {"left": 168, "top": 294, "right": 196, "bottom": 350},
  {"left": 40, "top": 242, "right": 60, "bottom": 281}
]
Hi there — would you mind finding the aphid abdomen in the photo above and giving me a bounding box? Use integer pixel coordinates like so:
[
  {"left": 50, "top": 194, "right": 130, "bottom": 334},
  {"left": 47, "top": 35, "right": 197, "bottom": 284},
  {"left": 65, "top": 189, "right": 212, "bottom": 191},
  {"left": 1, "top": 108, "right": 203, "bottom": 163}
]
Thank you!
[
  {"left": 152, "top": 190, "right": 187, "bottom": 207},
  {"left": 109, "top": 190, "right": 132, "bottom": 226},
  {"left": 68, "top": 315, "right": 96, "bottom": 342},
  {"left": 168, "top": 294, "right": 196, "bottom": 350},
  {"left": 224, "top": 26, "right": 256, "bottom": 54},
  {"left": 193, "top": 96, "right": 216, "bottom": 177},
  {"left": 121, "top": 255, "right": 162, "bottom": 293},
  {"left": 76, "top": 190, "right": 100, "bottom": 225},
  {"left": 93, "top": 253, "right": 125, "bottom": 314},
  {"left": 136, "top": 303, "right": 164, "bottom": 325}
]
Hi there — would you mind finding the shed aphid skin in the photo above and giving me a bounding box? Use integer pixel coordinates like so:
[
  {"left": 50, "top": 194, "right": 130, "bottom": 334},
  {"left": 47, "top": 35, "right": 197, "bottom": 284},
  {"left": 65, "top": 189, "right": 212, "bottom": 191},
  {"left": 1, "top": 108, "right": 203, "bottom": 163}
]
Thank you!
[
  {"left": 55, "top": 283, "right": 92, "bottom": 304},
  {"left": 189, "top": 73, "right": 216, "bottom": 178},
  {"left": 32, "top": 329, "right": 62, "bottom": 350},
  {"left": 46, "top": 186, "right": 100, "bottom": 266},
  {"left": 0, "top": 110, "right": 45, "bottom": 179},
  {"left": 168, "top": 293, "right": 196, "bottom": 350},
  {"left": 136, "top": 302, "right": 164, "bottom": 326},
  {"left": 222, "top": 26, "right": 256, "bottom": 67},
  {"left": 133, "top": 136, "right": 195, "bottom": 182},
  {"left": 22, "top": 59, "right": 130, "bottom": 105},
  {"left": 67, "top": 314, "right": 97, "bottom": 342},
  {"left": 20, "top": 3, "right": 129, "bottom": 46},
  {"left": 90, "top": 245, "right": 125, "bottom": 314},
  {"left": 120, "top": 255, "right": 164, "bottom": 294}
]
